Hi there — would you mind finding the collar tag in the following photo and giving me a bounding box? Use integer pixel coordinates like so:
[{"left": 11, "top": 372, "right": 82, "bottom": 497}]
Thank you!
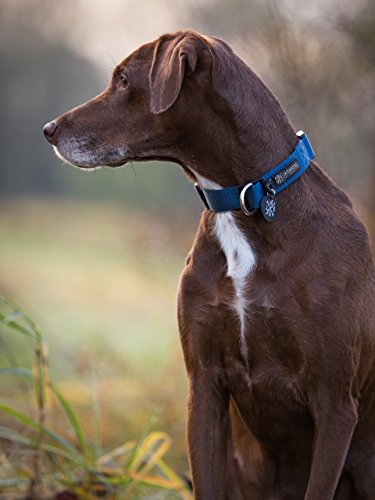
[
  {"left": 271, "top": 159, "right": 300, "bottom": 188},
  {"left": 261, "top": 194, "right": 277, "bottom": 221}
]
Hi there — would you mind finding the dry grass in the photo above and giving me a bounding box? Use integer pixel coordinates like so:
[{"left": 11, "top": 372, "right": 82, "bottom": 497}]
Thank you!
[
  {"left": 0, "top": 296, "right": 192, "bottom": 499},
  {"left": 0, "top": 199, "right": 195, "bottom": 498}
]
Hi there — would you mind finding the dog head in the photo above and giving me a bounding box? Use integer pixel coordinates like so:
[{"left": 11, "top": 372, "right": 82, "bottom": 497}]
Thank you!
[
  {"left": 43, "top": 30, "right": 294, "bottom": 185},
  {"left": 43, "top": 31, "right": 218, "bottom": 169}
]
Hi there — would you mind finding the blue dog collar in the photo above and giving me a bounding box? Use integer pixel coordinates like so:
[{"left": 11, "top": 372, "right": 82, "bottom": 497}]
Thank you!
[{"left": 195, "top": 131, "right": 315, "bottom": 221}]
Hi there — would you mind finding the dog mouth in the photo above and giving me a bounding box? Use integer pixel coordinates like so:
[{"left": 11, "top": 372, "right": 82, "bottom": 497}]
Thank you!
[
  {"left": 53, "top": 141, "right": 131, "bottom": 170},
  {"left": 53, "top": 139, "right": 177, "bottom": 170},
  {"left": 54, "top": 148, "right": 168, "bottom": 170}
]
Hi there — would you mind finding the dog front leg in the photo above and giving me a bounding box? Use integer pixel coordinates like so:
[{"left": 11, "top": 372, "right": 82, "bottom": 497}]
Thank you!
[
  {"left": 187, "top": 371, "right": 229, "bottom": 500},
  {"left": 305, "top": 395, "right": 358, "bottom": 500}
]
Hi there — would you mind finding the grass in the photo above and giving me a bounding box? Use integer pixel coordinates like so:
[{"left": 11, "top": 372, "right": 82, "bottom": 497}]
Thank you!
[
  {"left": 0, "top": 199, "right": 197, "bottom": 498},
  {"left": 0, "top": 199, "right": 190, "bottom": 470},
  {"left": 0, "top": 295, "right": 192, "bottom": 499}
]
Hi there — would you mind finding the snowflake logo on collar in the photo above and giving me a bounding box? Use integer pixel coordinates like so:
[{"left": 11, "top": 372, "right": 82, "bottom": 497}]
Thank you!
[{"left": 260, "top": 195, "right": 277, "bottom": 222}]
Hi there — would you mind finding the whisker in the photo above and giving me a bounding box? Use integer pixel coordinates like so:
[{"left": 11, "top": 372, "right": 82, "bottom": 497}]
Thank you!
[{"left": 104, "top": 50, "right": 118, "bottom": 69}]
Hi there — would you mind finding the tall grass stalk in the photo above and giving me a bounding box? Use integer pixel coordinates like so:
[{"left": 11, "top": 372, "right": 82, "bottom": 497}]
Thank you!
[{"left": 0, "top": 296, "right": 192, "bottom": 499}]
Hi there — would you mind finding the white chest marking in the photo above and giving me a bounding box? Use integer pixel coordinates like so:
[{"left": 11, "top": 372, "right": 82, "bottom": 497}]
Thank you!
[{"left": 192, "top": 171, "right": 256, "bottom": 361}]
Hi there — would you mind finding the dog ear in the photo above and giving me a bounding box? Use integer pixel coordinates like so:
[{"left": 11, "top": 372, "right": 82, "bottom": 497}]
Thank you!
[{"left": 149, "top": 34, "right": 200, "bottom": 115}]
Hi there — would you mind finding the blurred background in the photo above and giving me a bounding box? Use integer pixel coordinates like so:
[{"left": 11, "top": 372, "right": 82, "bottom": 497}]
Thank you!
[{"left": 0, "top": 0, "right": 374, "bottom": 492}]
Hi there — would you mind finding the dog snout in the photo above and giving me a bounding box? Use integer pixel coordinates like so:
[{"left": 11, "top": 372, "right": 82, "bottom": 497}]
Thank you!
[{"left": 43, "top": 120, "right": 59, "bottom": 144}]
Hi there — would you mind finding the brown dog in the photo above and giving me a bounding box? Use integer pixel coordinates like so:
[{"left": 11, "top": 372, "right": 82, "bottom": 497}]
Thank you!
[{"left": 43, "top": 31, "right": 375, "bottom": 499}]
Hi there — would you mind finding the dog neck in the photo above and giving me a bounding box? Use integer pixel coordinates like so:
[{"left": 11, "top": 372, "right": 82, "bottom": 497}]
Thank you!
[
  {"left": 175, "top": 44, "right": 345, "bottom": 236},
  {"left": 187, "top": 128, "right": 317, "bottom": 232},
  {"left": 182, "top": 41, "right": 298, "bottom": 188}
]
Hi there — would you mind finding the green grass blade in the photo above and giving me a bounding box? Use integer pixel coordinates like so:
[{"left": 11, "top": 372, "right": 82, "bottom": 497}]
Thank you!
[
  {"left": 90, "top": 372, "right": 101, "bottom": 461},
  {"left": 0, "top": 402, "right": 40, "bottom": 430},
  {"left": 128, "top": 431, "right": 171, "bottom": 475},
  {"left": 124, "top": 410, "right": 159, "bottom": 472},
  {"left": 0, "top": 403, "right": 79, "bottom": 454},
  {"left": 0, "top": 296, "right": 42, "bottom": 340},
  {"left": 0, "top": 427, "right": 81, "bottom": 464},
  {"left": 0, "top": 426, "right": 33, "bottom": 446},
  {"left": 0, "top": 367, "right": 32, "bottom": 377},
  {"left": 49, "top": 382, "right": 90, "bottom": 458},
  {"left": 0, "top": 311, "right": 36, "bottom": 339}
]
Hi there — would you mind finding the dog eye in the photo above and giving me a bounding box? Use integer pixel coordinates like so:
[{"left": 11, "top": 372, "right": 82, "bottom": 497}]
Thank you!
[{"left": 120, "top": 75, "right": 129, "bottom": 87}]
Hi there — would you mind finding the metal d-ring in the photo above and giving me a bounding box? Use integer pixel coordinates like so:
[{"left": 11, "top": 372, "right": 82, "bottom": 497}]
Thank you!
[
  {"left": 240, "top": 183, "right": 257, "bottom": 216},
  {"left": 267, "top": 186, "right": 276, "bottom": 197}
]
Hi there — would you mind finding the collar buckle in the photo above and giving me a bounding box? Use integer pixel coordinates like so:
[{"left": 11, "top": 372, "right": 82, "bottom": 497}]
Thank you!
[{"left": 240, "top": 183, "right": 257, "bottom": 216}]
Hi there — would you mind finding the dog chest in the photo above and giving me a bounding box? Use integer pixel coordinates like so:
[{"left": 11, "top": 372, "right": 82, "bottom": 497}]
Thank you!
[{"left": 224, "top": 345, "right": 309, "bottom": 446}]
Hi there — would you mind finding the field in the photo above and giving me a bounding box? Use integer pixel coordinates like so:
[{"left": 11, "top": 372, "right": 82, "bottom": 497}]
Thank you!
[{"left": 0, "top": 198, "right": 196, "bottom": 497}]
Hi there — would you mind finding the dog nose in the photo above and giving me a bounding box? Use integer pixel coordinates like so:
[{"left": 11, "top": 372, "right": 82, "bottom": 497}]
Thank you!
[{"left": 43, "top": 121, "right": 58, "bottom": 143}]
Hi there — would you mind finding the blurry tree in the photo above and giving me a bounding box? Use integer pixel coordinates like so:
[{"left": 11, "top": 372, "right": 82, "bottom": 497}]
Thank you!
[
  {"left": 0, "top": 4, "right": 105, "bottom": 195},
  {"left": 0, "top": 0, "right": 198, "bottom": 220},
  {"left": 338, "top": 0, "right": 375, "bottom": 243}
]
